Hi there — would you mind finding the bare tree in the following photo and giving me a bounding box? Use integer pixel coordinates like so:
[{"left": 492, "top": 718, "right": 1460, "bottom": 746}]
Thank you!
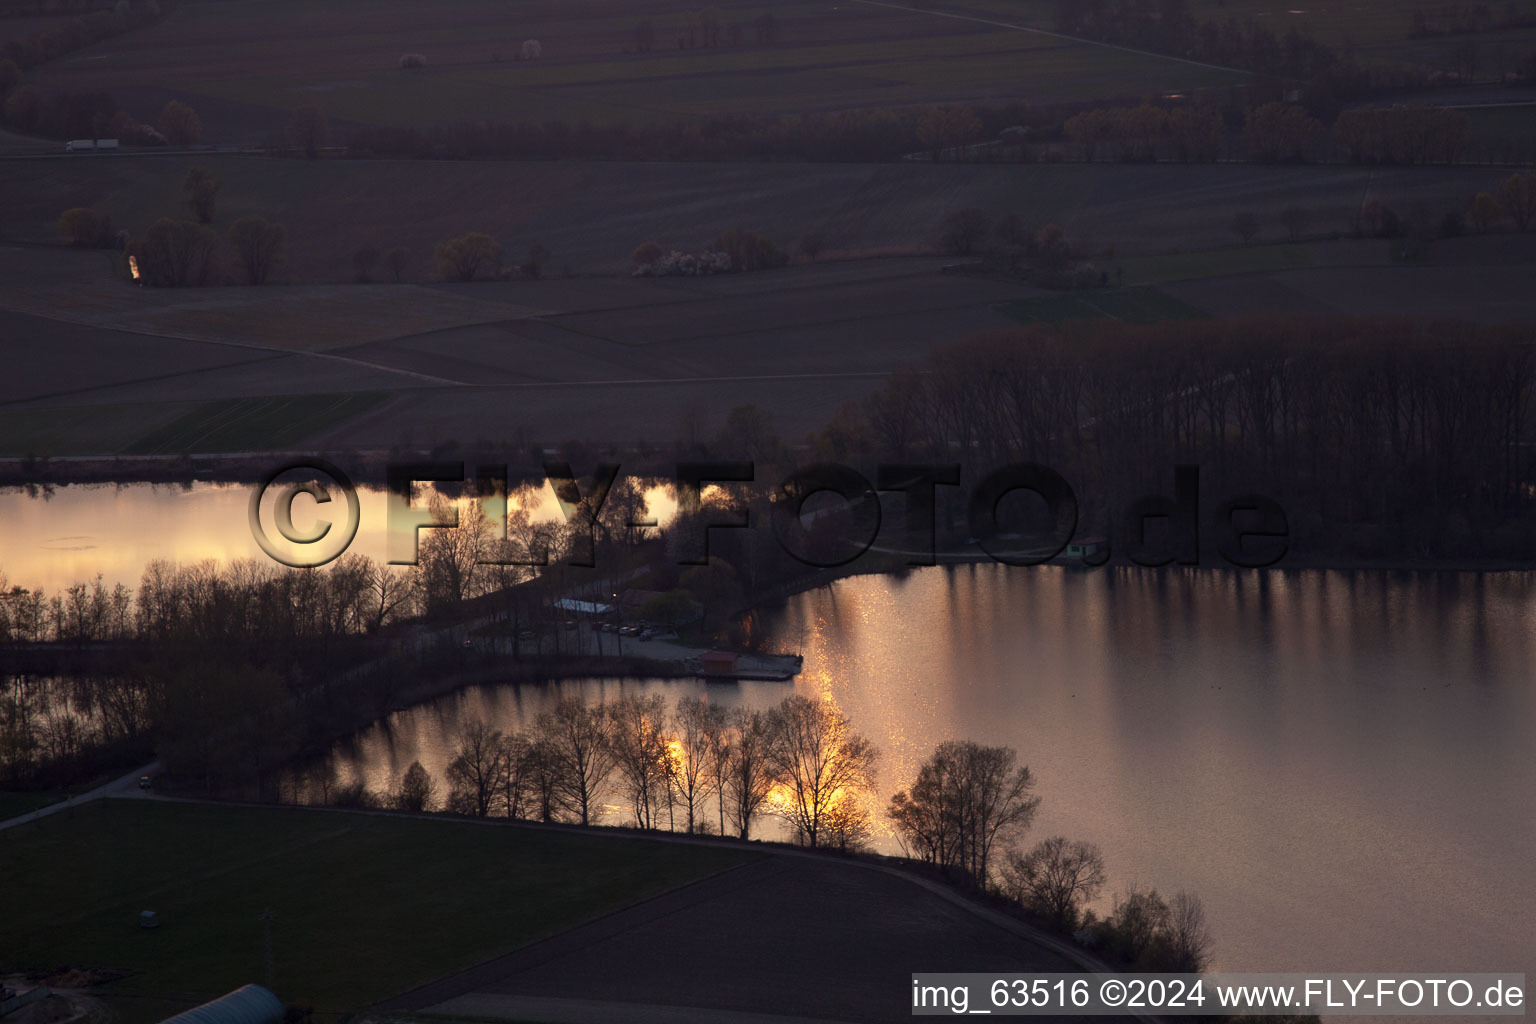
[
  {"left": 382, "top": 246, "right": 410, "bottom": 282},
  {"left": 608, "top": 693, "right": 672, "bottom": 829},
  {"left": 1164, "top": 890, "right": 1214, "bottom": 971},
  {"left": 183, "top": 167, "right": 221, "bottom": 224},
  {"left": 365, "top": 561, "right": 415, "bottom": 631},
  {"left": 703, "top": 701, "right": 733, "bottom": 835},
  {"left": 1000, "top": 836, "right": 1107, "bottom": 931},
  {"left": 418, "top": 494, "right": 492, "bottom": 612},
  {"left": 445, "top": 719, "right": 509, "bottom": 817},
  {"left": 288, "top": 104, "right": 330, "bottom": 158},
  {"left": 723, "top": 707, "right": 773, "bottom": 839},
  {"left": 499, "top": 731, "right": 534, "bottom": 819},
  {"left": 672, "top": 696, "right": 720, "bottom": 833},
  {"left": 523, "top": 735, "right": 562, "bottom": 823},
  {"left": 537, "top": 697, "right": 616, "bottom": 825},
  {"left": 889, "top": 740, "right": 1040, "bottom": 886},
  {"left": 763, "top": 694, "right": 877, "bottom": 848},
  {"left": 228, "top": 217, "right": 286, "bottom": 285}
]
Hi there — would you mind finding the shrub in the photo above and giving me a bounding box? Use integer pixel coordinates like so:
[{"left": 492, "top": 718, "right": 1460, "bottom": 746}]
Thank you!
[
  {"left": 434, "top": 232, "right": 502, "bottom": 281},
  {"left": 938, "top": 207, "right": 991, "bottom": 255},
  {"left": 1468, "top": 191, "right": 1501, "bottom": 232},
  {"left": 632, "top": 249, "right": 732, "bottom": 277},
  {"left": 522, "top": 243, "right": 550, "bottom": 279},
  {"left": 182, "top": 167, "right": 220, "bottom": 224},
  {"left": 1497, "top": 170, "right": 1536, "bottom": 232},
  {"left": 58, "top": 208, "right": 114, "bottom": 248},
  {"left": 999, "top": 836, "right": 1107, "bottom": 932},
  {"left": 1092, "top": 886, "right": 1212, "bottom": 971},
  {"left": 630, "top": 241, "right": 663, "bottom": 270},
  {"left": 228, "top": 216, "right": 286, "bottom": 285},
  {"left": 394, "top": 760, "right": 436, "bottom": 811},
  {"left": 382, "top": 246, "right": 409, "bottom": 282},
  {"left": 711, "top": 226, "right": 788, "bottom": 271},
  {"left": 130, "top": 218, "right": 217, "bottom": 287},
  {"left": 158, "top": 99, "right": 201, "bottom": 144}
]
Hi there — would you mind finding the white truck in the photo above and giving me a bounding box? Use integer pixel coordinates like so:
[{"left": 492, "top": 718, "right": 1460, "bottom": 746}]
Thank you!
[{"left": 64, "top": 138, "right": 119, "bottom": 152}]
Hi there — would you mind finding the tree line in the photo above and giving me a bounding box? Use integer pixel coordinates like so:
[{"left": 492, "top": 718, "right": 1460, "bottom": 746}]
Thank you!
[
  {"left": 801, "top": 317, "right": 1536, "bottom": 563},
  {"left": 0, "top": 0, "right": 175, "bottom": 71},
  {"left": 323, "top": 695, "right": 1213, "bottom": 971},
  {"left": 1064, "top": 101, "right": 1494, "bottom": 166},
  {"left": 363, "top": 693, "right": 872, "bottom": 847}
]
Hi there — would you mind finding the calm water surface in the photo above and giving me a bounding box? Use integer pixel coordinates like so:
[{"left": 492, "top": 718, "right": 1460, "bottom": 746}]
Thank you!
[
  {"left": 0, "top": 481, "right": 673, "bottom": 591},
  {"left": 5, "top": 486, "right": 1531, "bottom": 976},
  {"left": 324, "top": 566, "right": 1536, "bottom": 975}
]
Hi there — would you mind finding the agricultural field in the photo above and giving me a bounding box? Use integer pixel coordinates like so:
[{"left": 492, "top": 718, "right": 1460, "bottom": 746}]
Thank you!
[
  {"left": 4, "top": 799, "right": 756, "bottom": 1024},
  {"left": 27, "top": 0, "right": 1251, "bottom": 141},
  {"left": 932, "top": 0, "right": 1536, "bottom": 70},
  {"left": 0, "top": 150, "right": 1530, "bottom": 456},
  {"left": 122, "top": 393, "right": 391, "bottom": 454},
  {"left": 995, "top": 285, "right": 1207, "bottom": 324},
  {"left": 0, "top": 156, "right": 1514, "bottom": 282}
]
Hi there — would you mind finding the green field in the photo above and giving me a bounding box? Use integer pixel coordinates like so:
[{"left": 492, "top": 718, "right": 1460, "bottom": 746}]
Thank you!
[
  {"left": 3, "top": 800, "right": 757, "bottom": 1022},
  {"left": 123, "top": 393, "right": 391, "bottom": 455},
  {"left": 0, "top": 790, "right": 67, "bottom": 821},
  {"left": 995, "top": 286, "right": 1207, "bottom": 325}
]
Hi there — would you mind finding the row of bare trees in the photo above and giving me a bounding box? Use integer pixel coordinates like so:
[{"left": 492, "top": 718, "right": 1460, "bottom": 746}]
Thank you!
[
  {"left": 378, "top": 702, "right": 1211, "bottom": 969},
  {"left": 386, "top": 693, "right": 876, "bottom": 848},
  {"left": 820, "top": 318, "right": 1536, "bottom": 559}
]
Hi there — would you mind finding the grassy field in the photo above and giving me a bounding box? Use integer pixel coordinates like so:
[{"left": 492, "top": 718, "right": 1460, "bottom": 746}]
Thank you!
[
  {"left": 122, "top": 393, "right": 391, "bottom": 454},
  {"left": 3, "top": 800, "right": 757, "bottom": 1022},
  {"left": 995, "top": 286, "right": 1207, "bottom": 325},
  {"left": 0, "top": 790, "right": 66, "bottom": 821}
]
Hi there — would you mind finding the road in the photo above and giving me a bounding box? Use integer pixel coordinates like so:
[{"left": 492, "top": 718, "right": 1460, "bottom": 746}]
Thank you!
[{"left": 0, "top": 760, "right": 158, "bottom": 832}]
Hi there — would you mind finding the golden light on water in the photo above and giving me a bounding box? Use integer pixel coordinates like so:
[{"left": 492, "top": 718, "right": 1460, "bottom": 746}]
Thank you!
[{"left": 0, "top": 481, "right": 680, "bottom": 592}]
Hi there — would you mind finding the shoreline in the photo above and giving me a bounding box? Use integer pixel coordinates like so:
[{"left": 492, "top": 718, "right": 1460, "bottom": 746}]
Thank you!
[{"left": 6, "top": 454, "right": 1536, "bottom": 579}]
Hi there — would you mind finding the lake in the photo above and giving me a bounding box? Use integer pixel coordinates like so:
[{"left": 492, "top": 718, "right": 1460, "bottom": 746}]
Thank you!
[
  {"left": 4, "top": 482, "right": 1531, "bottom": 977},
  {"left": 317, "top": 564, "right": 1535, "bottom": 976},
  {"left": 0, "top": 479, "right": 675, "bottom": 592}
]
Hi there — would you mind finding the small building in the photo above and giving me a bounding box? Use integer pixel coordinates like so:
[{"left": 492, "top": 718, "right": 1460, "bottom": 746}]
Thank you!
[
  {"left": 1065, "top": 536, "right": 1107, "bottom": 560},
  {"left": 552, "top": 598, "right": 614, "bottom": 616},
  {"left": 698, "top": 651, "right": 739, "bottom": 676},
  {"left": 157, "top": 985, "right": 283, "bottom": 1024}
]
